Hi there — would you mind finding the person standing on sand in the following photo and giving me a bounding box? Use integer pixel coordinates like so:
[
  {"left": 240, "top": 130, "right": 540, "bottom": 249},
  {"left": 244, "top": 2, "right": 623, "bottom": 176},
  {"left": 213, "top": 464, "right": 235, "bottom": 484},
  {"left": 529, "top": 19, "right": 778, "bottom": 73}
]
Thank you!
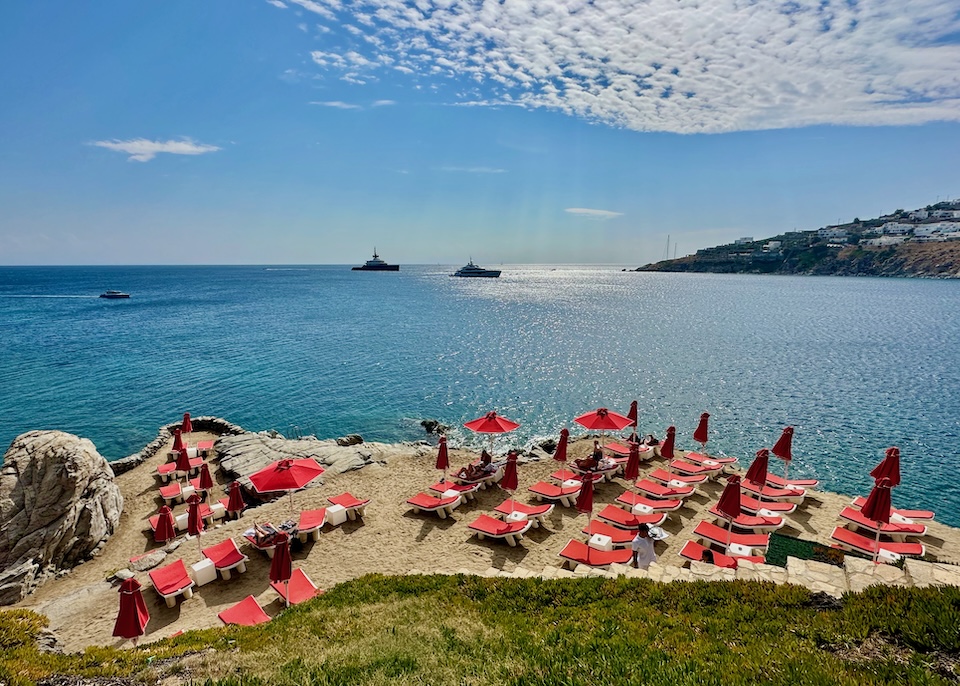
[{"left": 632, "top": 523, "right": 657, "bottom": 570}]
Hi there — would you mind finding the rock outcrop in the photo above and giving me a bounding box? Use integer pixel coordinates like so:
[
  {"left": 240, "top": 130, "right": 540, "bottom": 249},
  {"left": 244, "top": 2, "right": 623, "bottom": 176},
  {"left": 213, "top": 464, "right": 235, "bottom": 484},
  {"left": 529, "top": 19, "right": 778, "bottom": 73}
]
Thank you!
[{"left": 0, "top": 431, "right": 123, "bottom": 605}]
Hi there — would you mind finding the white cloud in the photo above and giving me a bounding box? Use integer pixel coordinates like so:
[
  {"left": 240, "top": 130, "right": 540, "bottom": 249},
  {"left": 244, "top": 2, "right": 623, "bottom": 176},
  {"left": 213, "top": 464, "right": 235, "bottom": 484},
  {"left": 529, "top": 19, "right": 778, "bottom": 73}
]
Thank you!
[
  {"left": 439, "top": 166, "right": 506, "bottom": 173},
  {"left": 565, "top": 208, "right": 623, "bottom": 220},
  {"left": 285, "top": 0, "right": 960, "bottom": 133},
  {"left": 90, "top": 138, "right": 221, "bottom": 162},
  {"left": 372, "top": 99, "right": 395, "bottom": 106},
  {"left": 297, "top": 22, "right": 308, "bottom": 32},
  {"left": 265, "top": 0, "right": 287, "bottom": 8},
  {"left": 309, "top": 100, "right": 362, "bottom": 109}
]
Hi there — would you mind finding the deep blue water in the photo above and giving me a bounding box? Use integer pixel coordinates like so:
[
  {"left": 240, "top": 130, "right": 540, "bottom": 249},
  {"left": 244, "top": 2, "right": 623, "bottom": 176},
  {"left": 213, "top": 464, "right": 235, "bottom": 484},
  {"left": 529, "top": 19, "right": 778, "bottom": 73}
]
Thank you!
[{"left": 1, "top": 265, "right": 957, "bottom": 525}]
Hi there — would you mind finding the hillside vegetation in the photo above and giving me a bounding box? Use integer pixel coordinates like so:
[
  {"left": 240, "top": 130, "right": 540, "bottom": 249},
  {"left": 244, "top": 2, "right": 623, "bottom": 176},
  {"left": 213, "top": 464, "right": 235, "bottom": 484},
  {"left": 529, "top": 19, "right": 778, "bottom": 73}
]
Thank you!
[{"left": 2, "top": 575, "right": 959, "bottom": 685}]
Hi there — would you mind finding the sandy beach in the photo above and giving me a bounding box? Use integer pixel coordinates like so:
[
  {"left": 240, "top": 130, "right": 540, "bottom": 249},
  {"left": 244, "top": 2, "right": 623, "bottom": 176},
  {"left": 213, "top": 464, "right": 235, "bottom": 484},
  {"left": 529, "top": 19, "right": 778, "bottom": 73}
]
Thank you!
[{"left": 15, "top": 430, "right": 960, "bottom": 653}]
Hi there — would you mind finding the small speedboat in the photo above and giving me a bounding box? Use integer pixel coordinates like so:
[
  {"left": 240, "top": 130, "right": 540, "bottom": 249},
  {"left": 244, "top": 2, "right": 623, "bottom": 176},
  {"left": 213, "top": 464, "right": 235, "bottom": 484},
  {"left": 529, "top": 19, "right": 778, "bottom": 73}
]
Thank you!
[
  {"left": 99, "top": 290, "right": 130, "bottom": 299},
  {"left": 452, "top": 260, "right": 501, "bottom": 278}
]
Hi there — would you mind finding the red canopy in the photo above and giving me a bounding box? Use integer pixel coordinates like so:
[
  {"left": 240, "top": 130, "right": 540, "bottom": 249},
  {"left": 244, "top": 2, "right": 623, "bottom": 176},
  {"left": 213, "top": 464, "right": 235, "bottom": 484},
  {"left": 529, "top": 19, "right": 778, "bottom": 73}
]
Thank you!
[
  {"left": 269, "top": 532, "right": 293, "bottom": 585},
  {"left": 575, "top": 474, "right": 595, "bottom": 515},
  {"left": 772, "top": 427, "right": 794, "bottom": 462},
  {"left": 693, "top": 413, "right": 710, "bottom": 447},
  {"left": 153, "top": 505, "right": 176, "bottom": 544},
  {"left": 435, "top": 436, "right": 449, "bottom": 472},
  {"left": 860, "top": 477, "right": 892, "bottom": 525},
  {"left": 744, "top": 449, "right": 770, "bottom": 486},
  {"left": 500, "top": 451, "right": 519, "bottom": 492},
  {"left": 574, "top": 407, "right": 633, "bottom": 432},
  {"left": 463, "top": 411, "right": 520, "bottom": 434},
  {"left": 658, "top": 426, "right": 676, "bottom": 460},
  {"left": 715, "top": 475, "right": 742, "bottom": 520},
  {"left": 870, "top": 447, "right": 901, "bottom": 488},
  {"left": 627, "top": 400, "right": 638, "bottom": 428},
  {"left": 187, "top": 494, "right": 205, "bottom": 537},
  {"left": 197, "top": 462, "right": 214, "bottom": 491},
  {"left": 226, "top": 481, "right": 245, "bottom": 513},
  {"left": 554, "top": 428, "right": 569, "bottom": 463},
  {"left": 112, "top": 577, "right": 149, "bottom": 641},
  {"left": 172, "top": 428, "right": 184, "bottom": 453},
  {"left": 174, "top": 446, "right": 193, "bottom": 477},
  {"left": 181, "top": 412, "right": 193, "bottom": 434},
  {"left": 624, "top": 441, "right": 641, "bottom": 481},
  {"left": 250, "top": 458, "right": 325, "bottom": 494}
]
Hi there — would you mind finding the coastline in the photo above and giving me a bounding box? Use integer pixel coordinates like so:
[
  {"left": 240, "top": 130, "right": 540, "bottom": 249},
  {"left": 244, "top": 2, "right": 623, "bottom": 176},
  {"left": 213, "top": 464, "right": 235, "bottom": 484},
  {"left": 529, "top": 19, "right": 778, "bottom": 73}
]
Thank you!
[{"left": 12, "top": 421, "right": 960, "bottom": 652}]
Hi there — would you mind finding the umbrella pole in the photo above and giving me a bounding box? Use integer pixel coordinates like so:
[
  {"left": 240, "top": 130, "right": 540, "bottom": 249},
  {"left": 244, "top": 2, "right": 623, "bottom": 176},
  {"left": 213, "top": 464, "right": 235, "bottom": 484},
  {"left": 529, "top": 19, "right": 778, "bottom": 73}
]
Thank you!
[
  {"left": 725, "top": 523, "right": 732, "bottom": 556},
  {"left": 285, "top": 579, "right": 290, "bottom": 608},
  {"left": 784, "top": 461, "right": 790, "bottom": 482},
  {"left": 873, "top": 525, "right": 881, "bottom": 564}
]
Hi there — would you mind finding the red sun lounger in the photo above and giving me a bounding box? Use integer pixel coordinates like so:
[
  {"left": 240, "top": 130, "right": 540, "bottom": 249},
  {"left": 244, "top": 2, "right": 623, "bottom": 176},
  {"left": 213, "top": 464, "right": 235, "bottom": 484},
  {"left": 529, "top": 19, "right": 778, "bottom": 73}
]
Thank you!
[
  {"left": 635, "top": 478, "right": 695, "bottom": 500},
  {"left": 739, "top": 493, "right": 797, "bottom": 515},
  {"left": 468, "top": 514, "right": 532, "bottom": 547},
  {"left": 766, "top": 473, "right": 819, "bottom": 489},
  {"left": 218, "top": 595, "right": 271, "bottom": 626},
  {"left": 680, "top": 540, "right": 765, "bottom": 568},
  {"left": 616, "top": 492, "right": 683, "bottom": 513},
  {"left": 493, "top": 500, "right": 554, "bottom": 527},
  {"left": 568, "top": 464, "right": 620, "bottom": 482},
  {"left": 684, "top": 451, "right": 738, "bottom": 465},
  {"left": 429, "top": 481, "right": 481, "bottom": 501},
  {"left": 648, "top": 468, "right": 707, "bottom": 486},
  {"left": 830, "top": 526, "right": 926, "bottom": 562},
  {"left": 406, "top": 493, "right": 461, "bottom": 518},
  {"left": 694, "top": 520, "right": 770, "bottom": 553},
  {"left": 549, "top": 468, "right": 579, "bottom": 483},
  {"left": 528, "top": 481, "right": 582, "bottom": 507},
  {"left": 296, "top": 508, "right": 327, "bottom": 542},
  {"left": 851, "top": 496, "right": 935, "bottom": 521},
  {"left": 158, "top": 482, "right": 183, "bottom": 505},
  {"left": 202, "top": 538, "right": 249, "bottom": 580},
  {"left": 668, "top": 460, "right": 723, "bottom": 477},
  {"left": 148, "top": 559, "right": 195, "bottom": 608},
  {"left": 271, "top": 568, "right": 322, "bottom": 605},
  {"left": 582, "top": 520, "right": 641, "bottom": 547},
  {"left": 838, "top": 507, "right": 927, "bottom": 541},
  {"left": 708, "top": 506, "right": 784, "bottom": 533},
  {"left": 597, "top": 505, "right": 667, "bottom": 530},
  {"left": 740, "top": 480, "right": 806, "bottom": 503},
  {"left": 558, "top": 539, "right": 634, "bottom": 569},
  {"left": 327, "top": 492, "right": 371, "bottom": 518}
]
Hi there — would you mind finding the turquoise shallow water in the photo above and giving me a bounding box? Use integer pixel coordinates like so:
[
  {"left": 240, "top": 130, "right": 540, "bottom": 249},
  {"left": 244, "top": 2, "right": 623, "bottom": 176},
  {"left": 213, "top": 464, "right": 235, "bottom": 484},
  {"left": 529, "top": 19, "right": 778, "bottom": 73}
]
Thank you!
[{"left": 1, "top": 265, "right": 958, "bottom": 525}]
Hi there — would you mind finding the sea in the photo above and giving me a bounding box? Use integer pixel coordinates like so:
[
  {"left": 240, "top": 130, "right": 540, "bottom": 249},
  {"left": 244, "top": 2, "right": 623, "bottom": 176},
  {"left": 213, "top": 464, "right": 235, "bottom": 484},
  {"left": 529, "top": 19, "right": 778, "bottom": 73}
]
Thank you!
[{"left": 1, "top": 265, "right": 957, "bottom": 525}]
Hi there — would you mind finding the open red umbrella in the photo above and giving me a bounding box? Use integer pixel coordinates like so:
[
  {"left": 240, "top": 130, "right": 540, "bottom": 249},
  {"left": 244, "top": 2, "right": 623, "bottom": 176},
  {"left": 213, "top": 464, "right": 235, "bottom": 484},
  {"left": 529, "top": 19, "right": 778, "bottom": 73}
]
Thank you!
[
  {"left": 870, "top": 447, "right": 901, "bottom": 488},
  {"left": 250, "top": 458, "right": 325, "bottom": 511},
  {"left": 464, "top": 411, "right": 520, "bottom": 454},
  {"left": 187, "top": 493, "right": 204, "bottom": 552},
  {"left": 153, "top": 505, "right": 176, "bottom": 544},
  {"left": 269, "top": 532, "right": 293, "bottom": 606},
  {"left": 657, "top": 426, "right": 676, "bottom": 461},
  {"left": 860, "top": 477, "right": 893, "bottom": 564},
  {"left": 627, "top": 400, "right": 638, "bottom": 428},
  {"left": 226, "top": 481, "right": 245, "bottom": 519},
  {"left": 745, "top": 448, "right": 770, "bottom": 488},
  {"left": 575, "top": 407, "right": 633, "bottom": 449},
  {"left": 772, "top": 427, "right": 794, "bottom": 479},
  {"left": 197, "top": 462, "right": 214, "bottom": 493},
  {"left": 715, "top": 475, "right": 743, "bottom": 555},
  {"left": 693, "top": 413, "right": 710, "bottom": 452},
  {"left": 113, "top": 577, "right": 149, "bottom": 645},
  {"left": 624, "top": 441, "right": 641, "bottom": 482},
  {"left": 435, "top": 436, "right": 449, "bottom": 480},
  {"left": 575, "top": 473, "right": 596, "bottom": 518},
  {"left": 554, "top": 428, "right": 569, "bottom": 463},
  {"left": 172, "top": 428, "right": 184, "bottom": 453},
  {"left": 181, "top": 412, "right": 193, "bottom": 434}
]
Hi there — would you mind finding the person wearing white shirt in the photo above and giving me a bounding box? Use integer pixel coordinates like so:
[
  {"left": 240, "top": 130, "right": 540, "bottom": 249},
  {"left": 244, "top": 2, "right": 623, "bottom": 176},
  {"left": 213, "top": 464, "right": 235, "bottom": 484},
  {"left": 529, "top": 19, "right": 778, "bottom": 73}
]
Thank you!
[{"left": 631, "top": 524, "right": 657, "bottom": 570}]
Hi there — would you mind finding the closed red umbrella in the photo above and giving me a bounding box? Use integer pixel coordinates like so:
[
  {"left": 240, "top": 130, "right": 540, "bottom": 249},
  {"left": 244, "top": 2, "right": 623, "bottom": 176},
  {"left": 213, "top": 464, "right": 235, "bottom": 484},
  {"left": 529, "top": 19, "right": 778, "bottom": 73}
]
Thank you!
[
  {"left": 197, "top": 462, "right": 214, "bottom": 492},
  {"left": 745, "top": 448, "right": 770, "bottom": 488},
  {"left": 693, "top": 413, "right": 710, "bottom": 451},
  {"left": 500, "top": 451, "right": 519, "bottom": 492},
  {"left": 153, "top": 505, "right": 176, "bottom": 544},
  {"left": 464, "top": 411, "right": 520, "bottom": 454},
  {"left": 627, "top": 400, "right": 638, "bottom": 428},
  {"left": 772, "top": 427, "right": 794, "bottom": 479},
  {"left": 870, "top": 447, "right": 901, "bottom": 488},
  {"left": 435, "top": 436, "right": 449, "bottom": 480},
  {"left": 181, "top": 412, "right": 193, "bottom": 434},
  {"left": 174, "top": 445, "right": 193, "bottom": 485},
  {"left": 715, "top": 474, "right": 743, "bottom": 554},
  {"left": 624, "top": 441, "right": 641, "bottom": 482},
  {"left": 860, "top": 477, "right": 893, "bottom": 564},
  {"left": 269, "top": 532, "right": 293, "bottom": 606},
  {"left": 553, "top": 428, "right": 569, "bottom": 463},
  {"left": 250, "top": 458, "right": 326, "bottom": 511},
  {"left": 113, "top": 578, "right": 149, "bottom": 645},
  {"left": 658, "top": 426, "right": 676, "bottom": 461},
  {"left": 172, "top": 428, "right": 184, "bottom": 453},
  {"left": 575, "top": 473, "right": 596, "bottom": 517},
  {"left": 226, "top": 481, "right": 246, "bottom": 518},
  {"left": 187, "top": 493, "right": 204, "bottom": 551}
]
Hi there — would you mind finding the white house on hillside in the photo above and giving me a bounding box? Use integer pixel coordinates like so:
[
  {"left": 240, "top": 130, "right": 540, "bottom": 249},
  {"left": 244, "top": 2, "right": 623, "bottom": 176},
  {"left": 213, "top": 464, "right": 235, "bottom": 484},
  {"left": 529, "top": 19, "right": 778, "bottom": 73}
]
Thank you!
[
  {"left": 818, "top": 228, "right": 849, "bottom": 241},
  {"left": 880, "top": 222, "right": 912, "bottom": 235}
]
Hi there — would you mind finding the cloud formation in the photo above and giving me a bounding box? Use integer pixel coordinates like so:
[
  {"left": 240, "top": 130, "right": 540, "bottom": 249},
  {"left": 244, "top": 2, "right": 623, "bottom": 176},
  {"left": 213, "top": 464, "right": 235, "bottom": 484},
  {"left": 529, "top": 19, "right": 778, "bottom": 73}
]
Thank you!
[
  {"left": 565, "top": 208, "right": 623, "bottom": 220},
  {"left": 282, "top": 0, "right": 960, "bottom": 133},
  {"left": 439, "top": 166, "right": 507, "bottom": 174},
  {"left": 90, "top": 138, "right": 220, "bottom": 162},
  {"left": 309, "top": 100, "right": 362, "bottom": 109}
]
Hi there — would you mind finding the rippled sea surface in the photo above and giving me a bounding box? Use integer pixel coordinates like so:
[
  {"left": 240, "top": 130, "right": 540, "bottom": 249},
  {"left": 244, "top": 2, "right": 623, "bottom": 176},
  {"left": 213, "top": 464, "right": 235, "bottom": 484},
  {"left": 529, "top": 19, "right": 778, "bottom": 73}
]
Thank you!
[{"left": 1, "top": 265, "right": 958, "bottom": 524}]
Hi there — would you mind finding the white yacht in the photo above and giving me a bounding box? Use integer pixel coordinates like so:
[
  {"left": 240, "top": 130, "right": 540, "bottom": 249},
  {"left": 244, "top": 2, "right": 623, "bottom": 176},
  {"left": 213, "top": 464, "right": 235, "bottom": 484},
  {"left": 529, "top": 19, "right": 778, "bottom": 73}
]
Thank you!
[{"left": 452, "top": 260, "right": 501, "bottom": 278}]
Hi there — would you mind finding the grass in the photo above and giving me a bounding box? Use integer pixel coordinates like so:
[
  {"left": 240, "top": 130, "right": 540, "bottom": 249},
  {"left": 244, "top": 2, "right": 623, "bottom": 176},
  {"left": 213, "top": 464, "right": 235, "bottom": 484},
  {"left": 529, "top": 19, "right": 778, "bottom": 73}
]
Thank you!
[{"left": 2, "top": 575, "right": 958, "bottom": 685}]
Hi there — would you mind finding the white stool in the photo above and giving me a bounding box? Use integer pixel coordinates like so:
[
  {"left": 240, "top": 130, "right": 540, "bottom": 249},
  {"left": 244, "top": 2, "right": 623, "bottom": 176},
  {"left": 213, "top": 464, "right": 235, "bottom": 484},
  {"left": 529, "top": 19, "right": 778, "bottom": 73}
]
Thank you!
[
  {"left": 175, "top": 513, "right": 189, "bottom": 531},
  {"left": 326, "top": 504, "right": 348, "bottom": 526},
  {"left": 191, "top": 558, "right": 217, "bottom": 586},
  {"left": 561, "top": 479, "right": 581, "bottom": 489},
  {"left": 632, "top": 503, "right": 654, "bottom": 515},
  {"left": 588, "top": 533, "right": 613, "bottom": 551},
  {"left": 210, "top": 502, "right": 226, "bottom": 520},
  {"left": 506, "top": 511, "right": 529, "bottom": 523}
]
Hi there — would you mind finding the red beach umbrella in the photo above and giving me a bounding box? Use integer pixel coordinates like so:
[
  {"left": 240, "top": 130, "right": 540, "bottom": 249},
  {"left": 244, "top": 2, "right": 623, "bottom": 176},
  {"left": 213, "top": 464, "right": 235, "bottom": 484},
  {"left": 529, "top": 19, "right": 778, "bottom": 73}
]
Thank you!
[
  {"left": 624, "top": 441, "right": 641, "bottom": 482},
  {"left": 269, "top": 532, "right": 293, "bottom": 607},
  {"left": 464, "top": 411, "right": 520, "bottom": 454},
  {"left": 113, "top": 578, "right": 149, "bottom": 645},
  {"left": 153, "top": 505, "right": 176, "bottom": 544},
  {"left": 575, "top": 473, "right": 596, "bottom": 517},
  {"left": 658, "top": 426, "right": 676, "bottom": 461},
  {"left": 501, "top": 451, "right": 519, "bottom": 492},
  {"left": 554, "top": 428, "right": 570, "bottom": 463},
  {"left": 250, "top": 458, "right": 326, "bottom": 510},
  {"left": 226, "top": 481, "right": 246, "bottom": 518},
  {"left": 181, "top": 412, "right": 193, "bottom": 434},
  {"left": 435, "top": 436, "right": 449, "bottom": 479},
  {"left": 575, "top": 407, "right": 633, "bottom": 449},
  {"left": 772, "top": 426, "right": 794, "bottom": 479},
  {"left": 715, "top": 474, "right": 743, "bottom": 555},
  {"left": 174, "top": 445, "right": 193, "bottom": 484},
  {"left": 693, "top": 413, "right": 710, "bottom": 451},
  {"left": 197, "top": 462, "right": 214, "bottom": 492},
  {"left": 627, "top": 400, "right": 638, "bottom": 428},
  {"left": 860, "top": 477, "right": 893, "bottom": 564},
  {"left": 745, "top": 448, "right": 770, "bottom": 487},
  {"left": 187, "top": 493, "right": 204, "bottom": 551},
  {"left": 172, "top": 428, "right": 184, "bottom": 453},
  {"left": 870, "top": 447, "right": 901, "bottom": 488}
]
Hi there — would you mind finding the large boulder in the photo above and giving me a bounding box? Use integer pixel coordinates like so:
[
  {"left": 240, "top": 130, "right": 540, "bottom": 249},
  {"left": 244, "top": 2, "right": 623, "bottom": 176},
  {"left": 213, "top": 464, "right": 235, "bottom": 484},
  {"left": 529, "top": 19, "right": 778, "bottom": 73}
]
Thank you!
[{"left": 0, "top": 431, "right": 123, "bottom": 605}]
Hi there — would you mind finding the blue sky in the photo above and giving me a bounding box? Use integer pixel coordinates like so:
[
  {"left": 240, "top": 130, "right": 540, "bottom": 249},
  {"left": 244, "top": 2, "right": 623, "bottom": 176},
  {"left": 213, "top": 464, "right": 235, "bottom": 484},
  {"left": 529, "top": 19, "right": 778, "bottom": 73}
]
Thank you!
[{"left": 2, "top": 0, "right": 960, "bottom": 266}]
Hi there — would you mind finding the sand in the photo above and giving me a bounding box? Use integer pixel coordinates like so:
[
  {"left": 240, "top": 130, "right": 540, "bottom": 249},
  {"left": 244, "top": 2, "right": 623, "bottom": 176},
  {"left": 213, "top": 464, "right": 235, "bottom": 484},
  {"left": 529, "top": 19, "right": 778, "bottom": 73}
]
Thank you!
[{"left": 15, "top": 432, "right": 960, "bottom": 652}]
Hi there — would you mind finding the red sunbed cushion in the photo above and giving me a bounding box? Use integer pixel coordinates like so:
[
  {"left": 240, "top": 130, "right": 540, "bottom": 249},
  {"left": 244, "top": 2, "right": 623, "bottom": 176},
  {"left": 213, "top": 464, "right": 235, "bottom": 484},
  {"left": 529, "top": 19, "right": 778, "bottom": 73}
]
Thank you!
[
  {"left": 582, "top": 520, "right": 635, "bottom": 544},
  {"left": 203, "top": 539, "right": 246, "bottom": 568},
  {"left": 596, "top": 505, "right": 666, "bottom": 529},
  {"left": 615, "top": 492, "right": 683, "bottom": 511},
  {"left": 830, "top": 526, "right": 926, "bottom": 556},
  {"left": 739, "top": 494, "right": 796, "bottom": 514},
  {"left": 328, "top": 492, "right": 370, "bottom": 509},
  {"left": 494, "top": 500, "right": 553, "bottom": 517},
  {"left": 218, "top": 595, "right": 271, "bottom": 626},
  {"left": 649, "top": 468, "right": 706, "bottom": 484},
  {"left": 741, "top": 481, "right": 804, "bottom": 499},
  {"left": 149, "top": 559, "right": 192, "bottom": 595},
  {"left": 635, "top": 479, "right": 693, "bottom": 499},
  {"left": 159, "top": 483, "right": 182, "bottom": 499},
  {"left": 668, "top": 460, "right": 719, "bottom": 475},
  {"left": 679, "top": 540, "right": 765, "bottom": 568},
  {"left": 766, "top": 473, "right": 819, "bottom": 488},
  {"left": 270, "top": 568, "right": 322, "bottom": 605},
  {"left": 469, "top": 514, "right": 529, "bottom": 536},
  {"left": 298, "top": 508, "right": 327, "bottom": 531},
  {"left": 851, "top": 497, "right": 935, "bottom": 521},
  {"left": 694, "top": 521, "right": 770, "bottom": 549},
  {"left": 685, "top": 451, "right": 738, "bottom": 465},
  {"left": 708, "top": 506, "right": 782, "bottom": 530},
  {"left": 528, "top": 481, "right": 580, "bottom": 497},
  {"left": 407, "top": 493, "right": 459, "bottom": 509},
  {"left": 558, "top": 539, "right": 633, "bottom": 567}
]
